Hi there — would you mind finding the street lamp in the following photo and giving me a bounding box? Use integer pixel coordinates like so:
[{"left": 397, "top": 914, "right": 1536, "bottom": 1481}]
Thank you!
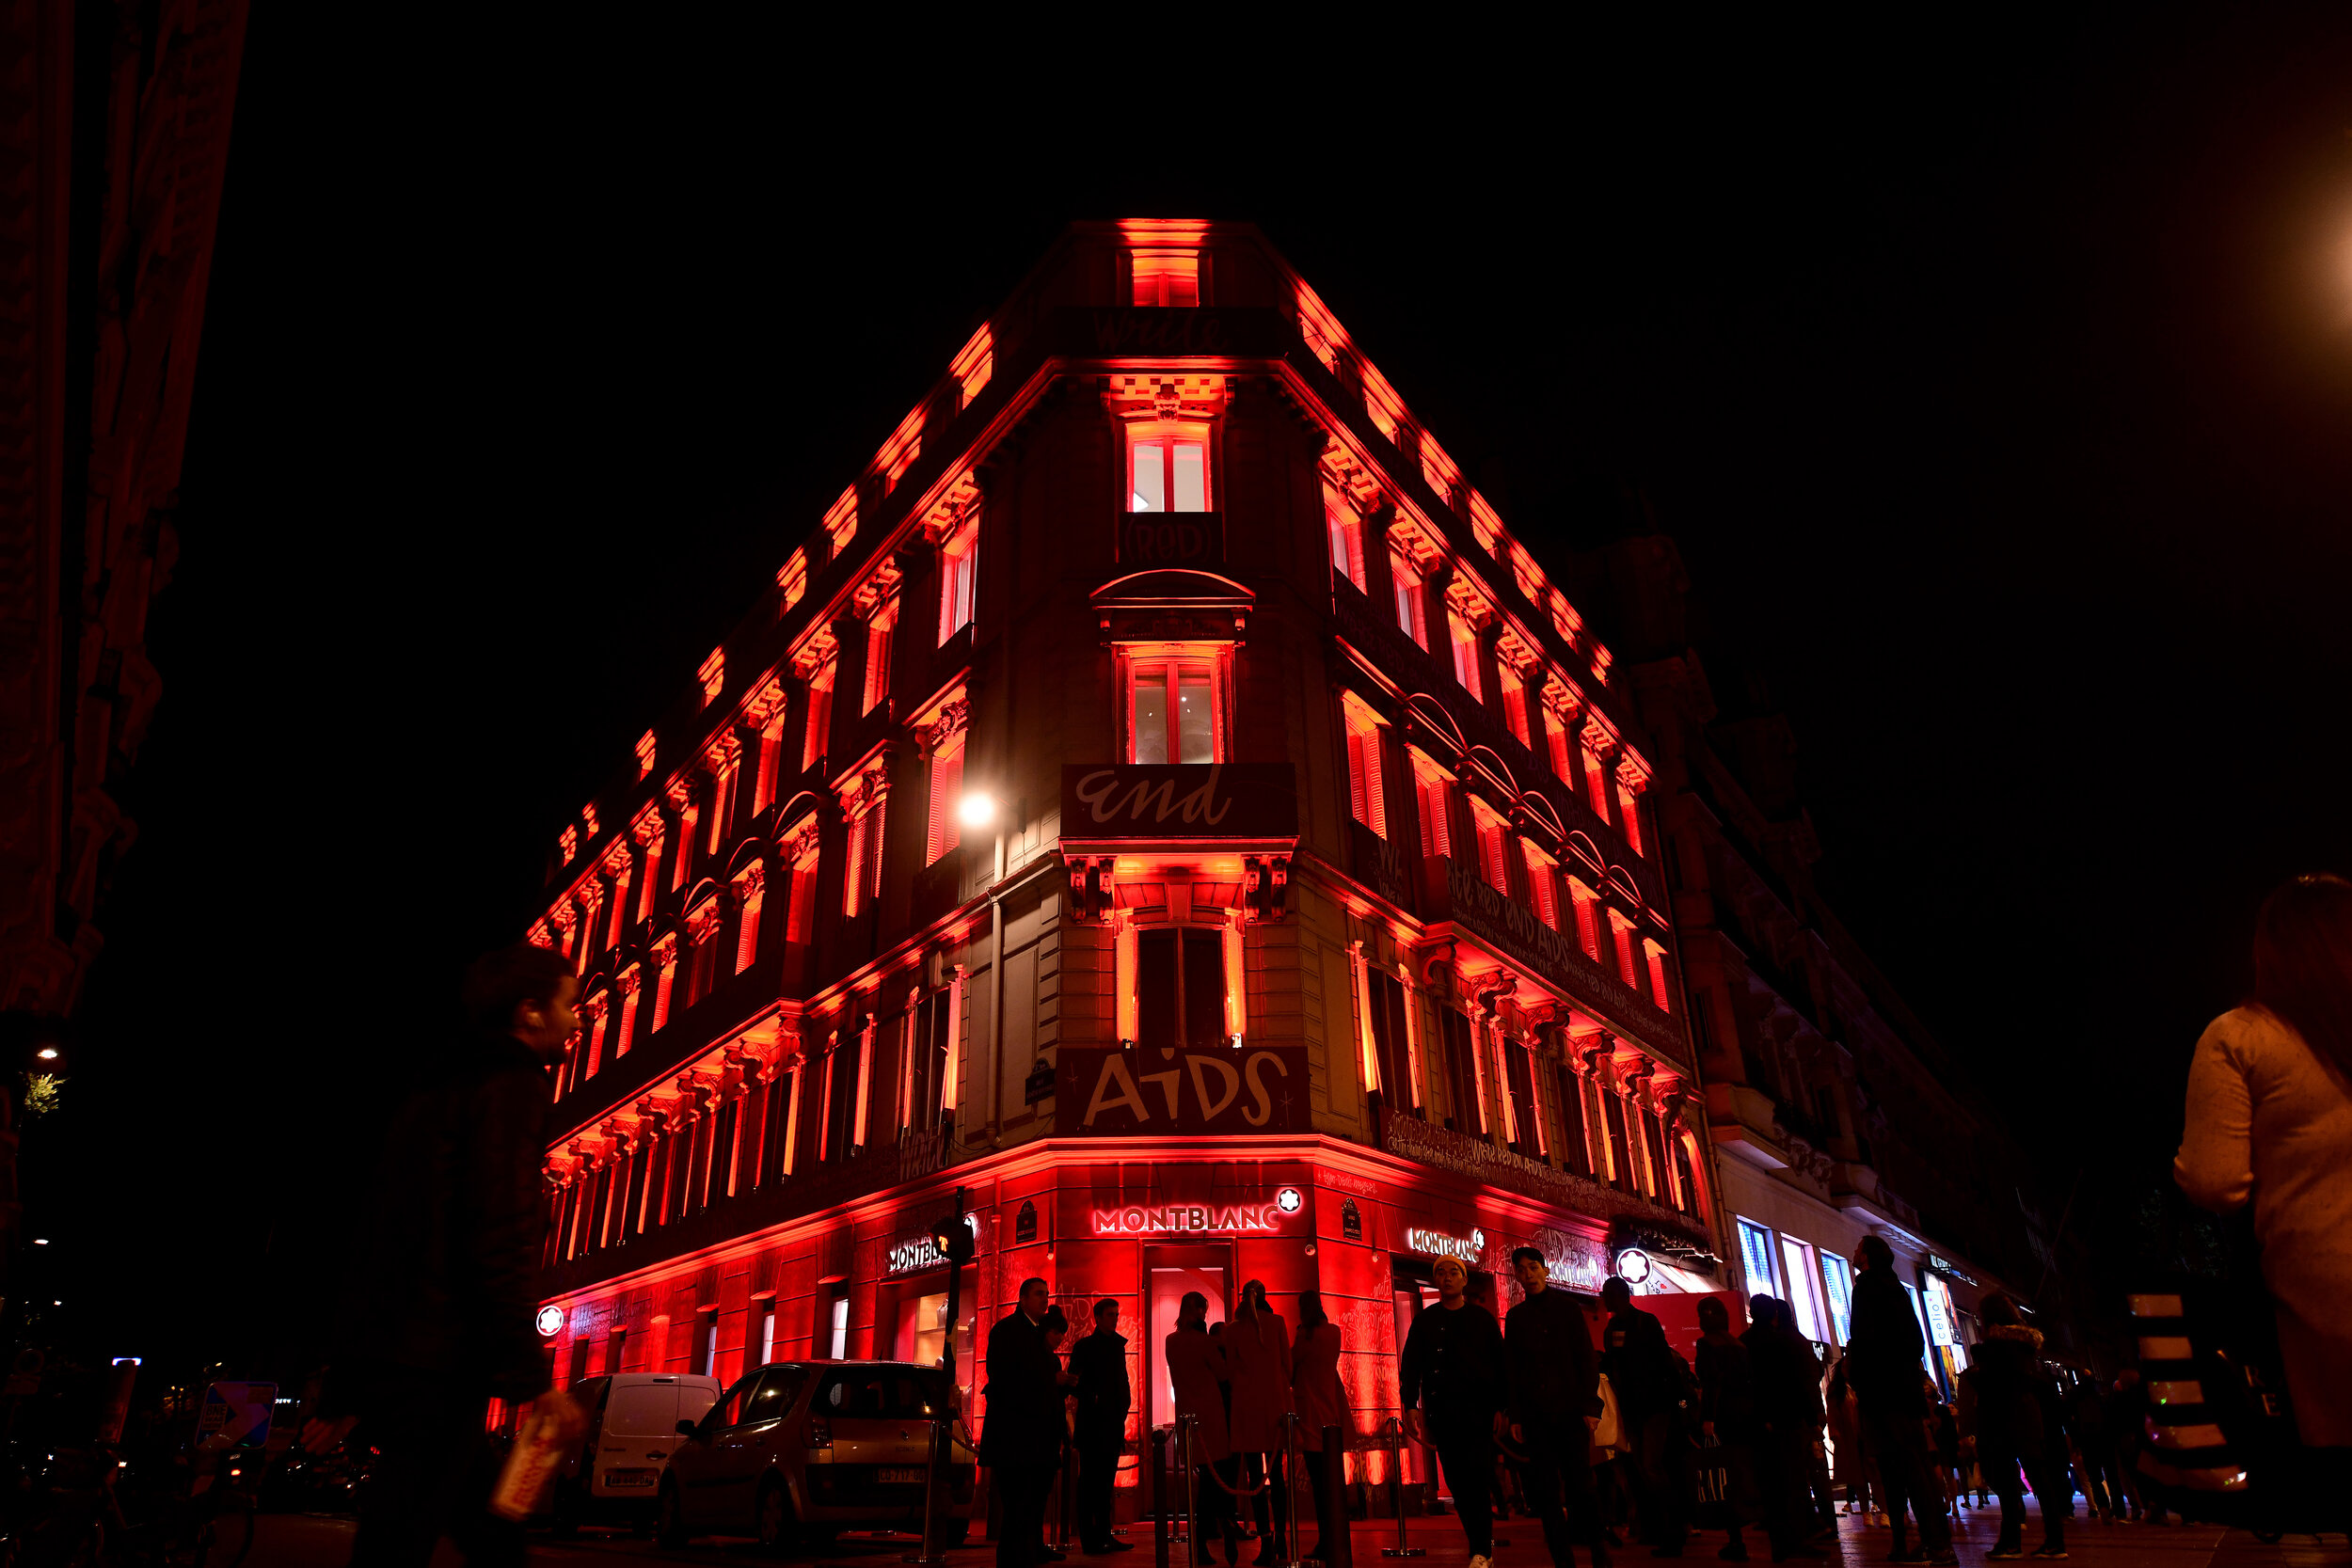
[{"left": 956, "top": 791, "right": 996, "bottom": 829}]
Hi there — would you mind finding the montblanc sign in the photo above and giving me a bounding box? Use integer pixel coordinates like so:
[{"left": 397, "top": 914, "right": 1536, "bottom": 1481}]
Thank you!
[{"left": 1061, "top": 764, "right": 1297, "bottom": 840}]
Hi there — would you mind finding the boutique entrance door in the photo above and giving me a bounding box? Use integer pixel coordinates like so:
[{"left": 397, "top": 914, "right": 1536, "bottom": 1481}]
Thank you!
[{"left": 1144, "top": 1243, "right": 1233, "bottom": 1434}]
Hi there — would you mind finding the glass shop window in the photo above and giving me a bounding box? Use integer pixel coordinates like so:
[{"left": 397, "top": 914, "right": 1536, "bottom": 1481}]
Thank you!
[
  {"left": 1136, "top": 926, "right": 1230, "bottom": 1050},
  {"left": 1130, "top": 431, "right": 1210, "bottom": 513},
  {"left": 1129, "top": 658, "right": 1221, "bottom": 765}
]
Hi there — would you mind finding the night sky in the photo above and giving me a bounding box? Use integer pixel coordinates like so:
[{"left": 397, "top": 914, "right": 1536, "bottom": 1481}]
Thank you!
[{"left": 38, "top": 13, "right": 2350, "bottom": 1374}]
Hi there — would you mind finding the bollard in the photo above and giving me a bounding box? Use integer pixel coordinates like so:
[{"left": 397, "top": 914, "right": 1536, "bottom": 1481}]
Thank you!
[
  {"left": 1319, "top": 1425, "right": 1351, "bottom": 1568},
  {"left": 1153, "top": 1428, "right": 1171, "bottom": 1568},
  {"left": 1379, "top": 1417, "right": 1424, "bottom": 1558}
]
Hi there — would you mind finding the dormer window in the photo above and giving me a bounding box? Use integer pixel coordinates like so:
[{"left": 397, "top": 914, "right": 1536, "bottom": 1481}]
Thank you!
[{"left": 1131, "top": 251, "right": 1200, "bottom": 307}]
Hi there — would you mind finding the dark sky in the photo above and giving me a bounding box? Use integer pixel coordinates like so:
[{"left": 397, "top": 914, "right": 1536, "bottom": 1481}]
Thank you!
[{"left": 40, "top": 13, "right": 2351, "bottom": 1371}]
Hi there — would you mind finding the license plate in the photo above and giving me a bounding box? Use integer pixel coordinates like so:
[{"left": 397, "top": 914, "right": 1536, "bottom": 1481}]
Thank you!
[
  {"left": 878, "top": 1466, "right": 924, "bottom": 1484},
  {"left": 603, "top": 1469, "right": 657, "bottom": 1487}
]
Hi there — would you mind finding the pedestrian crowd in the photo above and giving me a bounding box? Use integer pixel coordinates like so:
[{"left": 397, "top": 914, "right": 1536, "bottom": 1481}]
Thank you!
[{"left": 981, "top": 1236, "right": 2185, "bottom": 1568}]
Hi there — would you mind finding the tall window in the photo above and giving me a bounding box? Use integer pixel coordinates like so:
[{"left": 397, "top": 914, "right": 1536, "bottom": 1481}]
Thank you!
[
  {"left": 938, "top": 519, "right": 977, "bottom": 643},
  {"left": 1130, "top": 251, "right": 1199, "bottom": 306},
  {"left": 1129, "top": 430, "right": 1209, "bottom": 512},
  {"left": 733, "top": 865, "right": 765, "bottom": 974},
  {"left": 1413, "top": 759, "right": 1455, "bottom": 861},
  {"left": 842, "top": 797, "right": 884, "bottom": 917},
  {"left": 1617, "top": 781, "right": 1645, "bottom": 854},
  {"left": 1128, "top": 657, "right": 1220, "bottom": 764},
  {"left": 1439, "top": 1009, "right": 1481, "bottom": 1133},
  {"left": 1136, "top": 927, "right": 1229, "bottom": 1049},
  {"left": 802, "top": 660, "right": 835, "bottom": 773},
  {"left": 1819, "top": 1251, "right": 1855, "bottom": 1343},
  {"left": 861, "top": 606, "right": 896, "bottom": 714},
  {"left": 1645, "top": 938, "right": 1673, "bottom": 1011},
  {"left": 1582, "top": 743, "right": 1613, "bottom": 819},
  {"left": 1367, "top": 968, "right": 1414, "bottom": 1115},
  {"left": 1499, "top": 664, "right": 1531, "bottom": 747},
  {"left": 1547, "top": 715, "right": 1575, "bottom": 784},
  {"left": 754, "top": 710, "right": 786, "bottom": 813},
  {"left": 1325, "top": 489, "right": 1364, "bottom": 590},
  {"left": 1502, "top": 1039, "right": 1540, "bottom": 1154},
  {"left": 1569, "top": 879, "right": 1602, "bottom": 959},
  {"left": 1343, "top": 706, "right": 1387, "bottom": 838},
  {"left": 1603, "top": 1090, "right": 1635, "bottom": 1192},
  {"left": 1554, "top": 1063, "right": 1589, "bottom": 1174},
  {"left": 1521, "top": 843, "right": 1560, "bottom": 928},
  {"left": 1736, "top": 1217, "right": 1777, "bottom": 1298},
  {"left": 686, "top": 904, "right": 721, "bottom": 1006},
  {"left": 1392, "top": 549, "right": 1428, "bottom": 650},
  {"left": 784, "top": 833, "right": 820, "bottom": 944},
  {"left": 1471, "top": 801, "right": 1512, "bottom": 896},
  {"left": 1610, "top": 911, "right": 1641, "bottom": 988},
  {"left": 1447, "top": 611, "right": 1483, "bottom": 700},
  {"left": 925, "top": 734, "right": 965, "bottom": 864}
]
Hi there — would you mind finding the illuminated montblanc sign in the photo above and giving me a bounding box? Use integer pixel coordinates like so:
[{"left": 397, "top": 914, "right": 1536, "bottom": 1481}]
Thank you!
[
  {"left": 888, "top": 1214, "right": 980, "bottom": 1275},
  {"left": 535, "top": 1306, "right": 565, "bottom": 1338},
  {"left": 1615, "top": 1247, "right": 1653, "bottom": 1285},
  {"left": 1406, "top": 1227, "right": 1485, "bottom": 1262},
  {"left": 1093, "top": 1203, "right": 1284, "bottom": 1236}
]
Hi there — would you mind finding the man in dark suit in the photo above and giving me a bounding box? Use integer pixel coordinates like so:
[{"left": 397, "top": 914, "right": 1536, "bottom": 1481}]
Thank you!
[
  {"left": 1070, "top": 1298, "right": 1133, "bottom": 1555},
  {"left": 985, "top": 1277, "right": 1073, "bottom": 1568},
  {"left": 1506, "top": 1248, "right": 1608, "bottom": 1568}
]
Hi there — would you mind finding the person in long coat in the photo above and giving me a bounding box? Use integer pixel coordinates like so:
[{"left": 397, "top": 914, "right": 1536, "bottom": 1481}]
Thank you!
[
  {"left": 1290, "top": 1291, "right": 1347, "bottom": 1565},
  {"left": 1166, "top": 1291, "right": 1241, "bottom": 1563},
  {"left": 1955, "top": 1293, "right": 2064, "bottom": 1560},
  {"left": 1224, "top": 1279, "right": 1295, "bottom": 1563}
]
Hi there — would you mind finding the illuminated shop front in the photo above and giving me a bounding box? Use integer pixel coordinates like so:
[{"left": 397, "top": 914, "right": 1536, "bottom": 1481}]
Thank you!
[{"left": 528, "top": 221, "right": 1733, "bottom": 1500}]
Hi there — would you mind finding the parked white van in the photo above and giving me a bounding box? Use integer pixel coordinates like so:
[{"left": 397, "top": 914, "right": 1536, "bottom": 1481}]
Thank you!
[{"left": 549, "top": 1371, "right": 723, "bottom": 1533}]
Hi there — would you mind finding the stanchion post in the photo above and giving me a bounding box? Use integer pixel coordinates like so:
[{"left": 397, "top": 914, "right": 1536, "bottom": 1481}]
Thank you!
[
  {"left": 1282, "top": 1413, "right": 1303, "bottom": 1568},
  {"left": 904, "top": 1414, "right": 947, "bottom": 1564},
  {"left": 1379, "top": 1417, "right": 1424, "bottom": 1558},
  {"left": 1319, "top": 1426, "right": 1350, "bottom": 1568},
  {"left": 1183, "top": 1416, "right": 1205, "bottom": 1568},
  {"left": 1153, "top": 1428, "right": 1171, "bottom": 1568}
]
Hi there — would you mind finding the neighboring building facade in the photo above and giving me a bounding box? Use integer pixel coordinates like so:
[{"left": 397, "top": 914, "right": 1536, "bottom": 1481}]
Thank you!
[
  {"left": 528, "top": 222, "right": 1725, "bottom": 1497},
  {"left": 1594, "top": 533, "right": 2074, "bottom": 1388}
]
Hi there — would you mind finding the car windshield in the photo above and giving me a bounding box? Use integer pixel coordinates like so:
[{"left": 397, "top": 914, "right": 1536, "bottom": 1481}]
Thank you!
[{"left": 815, "top": 1368, "right": 946, "bottom": 1421}]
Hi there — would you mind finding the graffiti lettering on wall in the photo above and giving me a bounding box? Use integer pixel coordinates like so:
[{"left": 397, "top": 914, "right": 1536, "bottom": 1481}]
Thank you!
[{"left": 1061, "top": 1045, "right": 1311, "bottom": 1134}]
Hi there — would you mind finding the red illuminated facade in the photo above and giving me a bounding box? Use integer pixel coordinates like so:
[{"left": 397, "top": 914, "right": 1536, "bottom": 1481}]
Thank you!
[{"left": 529, "top": 223, "right": 1729, "bottom": 1494}]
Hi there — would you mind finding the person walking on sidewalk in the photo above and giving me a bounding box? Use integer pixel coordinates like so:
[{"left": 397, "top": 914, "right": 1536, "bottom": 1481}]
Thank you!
[
  {"left": 1695, "top": 1294, "right": 1760, "bottom": 1562},
  {"left": 1599, "top": 1275, "right": 1696, "bottom": 1557},
  {"left": 1072, "top": 1300, "right": 1134, "bottom": 1557},
  {"left": 302, "top": 943, "right": 589, "bottom": 1568},
  {"left": 1505, "top": 1247, "right": 1610, "bottom": 1568},
  {"left": 1956, "top": 1294, "right": 2067, "bottom": 1561},
  {"left": 1744, "top": 1296, "right": 1827, "bottom": 1563},
  {"left": 1402, "top": 1258, "right": 1506, "bottom": 1568},
  {"left": 1843, "top": 1236, "right": 1956, "bottom": 1566}
]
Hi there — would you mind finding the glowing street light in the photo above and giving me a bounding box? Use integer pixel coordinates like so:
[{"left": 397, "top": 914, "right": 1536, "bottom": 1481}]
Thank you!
[
  {"left": 35, "top": 1048, "right": 56, "bottom": 1061},
  {"left": 957, "top": 792, "right": 997, "bottom": 829}
]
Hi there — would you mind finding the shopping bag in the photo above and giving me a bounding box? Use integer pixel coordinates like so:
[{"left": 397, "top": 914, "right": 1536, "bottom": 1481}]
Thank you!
[{"left": 1590, "top": 1372, "right": 1622, "bottom": 1456}]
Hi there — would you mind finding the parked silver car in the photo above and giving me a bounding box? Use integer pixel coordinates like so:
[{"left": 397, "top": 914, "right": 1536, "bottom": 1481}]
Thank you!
[{"left": 657, "top": 1360, "right": 976, "bottom": 1555}]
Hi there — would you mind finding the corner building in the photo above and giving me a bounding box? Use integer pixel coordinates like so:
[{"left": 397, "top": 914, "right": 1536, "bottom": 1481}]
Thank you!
[{"left": 531, "top": 223, "right": 1728, "bottom": 1503}]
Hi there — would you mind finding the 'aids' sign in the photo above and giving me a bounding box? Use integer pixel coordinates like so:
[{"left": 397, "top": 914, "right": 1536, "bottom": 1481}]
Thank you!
[{"left": 1058, "top": 1044, "right": 1311, "bottom": 1135}]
